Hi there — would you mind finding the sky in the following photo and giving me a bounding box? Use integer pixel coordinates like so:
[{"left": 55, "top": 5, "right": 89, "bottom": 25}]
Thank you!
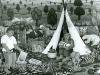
[{"left": 1, "top": 0, "right": 100, "bottom": 5}]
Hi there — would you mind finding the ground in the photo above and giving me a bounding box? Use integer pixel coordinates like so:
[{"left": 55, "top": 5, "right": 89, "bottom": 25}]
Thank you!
[{"left": 74, "top": 63, "right": 100, "bottom": 75}]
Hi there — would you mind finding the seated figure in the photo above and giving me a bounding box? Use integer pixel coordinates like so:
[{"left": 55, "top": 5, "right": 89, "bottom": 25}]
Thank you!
[{"left": 56, "top": 33, "right": 75, "bottom": 61}]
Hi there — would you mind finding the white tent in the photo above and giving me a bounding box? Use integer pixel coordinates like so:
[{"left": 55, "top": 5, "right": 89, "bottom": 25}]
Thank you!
[{"left": 42, "top": 8, "right": 91, "bottom": 55}]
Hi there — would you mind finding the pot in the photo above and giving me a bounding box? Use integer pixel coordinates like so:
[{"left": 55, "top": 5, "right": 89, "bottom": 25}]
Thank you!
[{"left": 47, "top": 52, "right": 57, "bottom": 58}]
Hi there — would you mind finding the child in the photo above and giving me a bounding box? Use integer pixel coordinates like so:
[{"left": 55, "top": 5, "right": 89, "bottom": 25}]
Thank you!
[{"left": 56, "top": 33, "right": 74, "bottom": 61}]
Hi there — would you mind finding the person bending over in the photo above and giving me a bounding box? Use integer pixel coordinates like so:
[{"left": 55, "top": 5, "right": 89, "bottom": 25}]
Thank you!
[{"left": 1, "top": 28, "right": 24, "bottom": 74}]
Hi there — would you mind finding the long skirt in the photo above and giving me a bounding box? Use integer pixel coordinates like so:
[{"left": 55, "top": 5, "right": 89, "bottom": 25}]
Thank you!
[{"left": 59, "top": 48, "right": 73, "bottom": 57}]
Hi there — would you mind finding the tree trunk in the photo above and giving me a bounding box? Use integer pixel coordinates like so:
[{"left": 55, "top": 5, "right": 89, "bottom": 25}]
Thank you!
[
  {"left": 45, "top": 13, "right": 47, "bottom": 15},
  {"left": 36, "top": 20, "right": 38, "bottom": 26},
  {"left": 10, "top": 17, "right": 12, "bottom": 20},
  {"left": 29, "top": 10, "right": 30, "bottom": 13},
  {"left": 78, "top": 15, "right": 81, "bottom": 20},
  {"left": 71, "top": 12, "right": 73, "bottom": 14}
]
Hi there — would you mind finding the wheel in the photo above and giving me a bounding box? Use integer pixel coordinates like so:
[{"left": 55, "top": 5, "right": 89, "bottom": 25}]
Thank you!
[{"left": 88, "top": 69, "right": 94, "bottom": 74}]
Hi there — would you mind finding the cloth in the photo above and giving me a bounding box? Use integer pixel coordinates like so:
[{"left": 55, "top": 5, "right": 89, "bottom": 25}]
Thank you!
[
  {"left": 59, "top": 48, "right": 73, "bottom": 57},
  {"left": 59, "top": 39, "right": 74, "bottom": 57},
  {"left": 17, "top": 51, "right": 27, "bottom": 64},
  {"left": 1, "top": 34, "right": 17, "bottom": 52}
]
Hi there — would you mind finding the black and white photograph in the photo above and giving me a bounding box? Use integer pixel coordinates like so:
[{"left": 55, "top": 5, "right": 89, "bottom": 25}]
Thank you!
[{"left": 0, "top": 0, "right": 100, "bottom": 75}]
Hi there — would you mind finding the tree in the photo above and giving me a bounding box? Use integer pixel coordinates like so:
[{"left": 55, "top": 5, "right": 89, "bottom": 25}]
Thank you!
[
  {"left": 7, "top": 8, "right": 14, "bottom": 20},
  {"left": 70, "top": 0, "right": 71, "bottom": 3},
  {"left": 70, "top": 6, "right": 74, "bottom": 14},
  {"left": 74, "top": 0, "right": 83, "bottom": 6},
  {"left": 27, "top": 6, "right": 31, "bottom": 13},
  {"left": 88, "top": 8, "right": 91, "bottom": 15},
  {"left": 54, "top": 2, "right": 56, "bottom": 5},
  {"left": 43, "top": 5, "right": 49, "bottom": 15},
  {"left": 3, "top": 5, "right": 7, "bottom": 11},
  {"left": 26, "top": 0, "right": 27, "bottom": 2},
  {"left": 74, "top": 7, "right": 85, "bottom": 20},
  {"left": 61, "top": 2, "right": 62, "bottom": 5},
  {"left": 32, "top": 2, "right": 33, "bottom": 6},
  {"left": 41, "top": 2, "right": 42, "bottom": 6},
  {"left": 7, "top": 1, "right": 9, "bottom": 4},
  {"left": 0, "top": 0, "right": 3, "bottom": 20},
  {"left": 24, "top": 4, "right": 27, "bottom": 8},
  {"left": 50, "top": 1, "right": 52, "bottom": 5},
  {"left": 90, "top": 1, "right": 93, "bottom": 6},
  {"left": 13, "top": 3, "right": 15, "bottom": 6},
  {"left": 63, "top": 2, "right": 67, "bottom": 11},
  {"left": 86, "top": 0, "right": 87, "bottom": 3},
  {"left": 19, "top": 0, "right": 22, "bottom": 5},
  {"left": 31, "top": 7, "right": 42, "bottom": 26},
  {"left": 0, "top": 9, "right": 3, "bottom": 20},
  {"left": 74, "top": 0, "right": 85, "bottom": 20},
  {"left": 57, "top": 5, "right": 61, "bottom": 12},
  {"left": 16, "top": 4, "right": 20, "bottom": 12},
  {"left": 0, "top": 0, "right": 2, "bottom": 8},
  {"left": 47, "top": 8, "right": 57, "bottom": 28}
]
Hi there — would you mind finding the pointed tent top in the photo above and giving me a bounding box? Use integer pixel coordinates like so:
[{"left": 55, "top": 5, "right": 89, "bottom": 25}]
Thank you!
[{"left": 63, "top": 15, "right": 69, "bottom": 34}]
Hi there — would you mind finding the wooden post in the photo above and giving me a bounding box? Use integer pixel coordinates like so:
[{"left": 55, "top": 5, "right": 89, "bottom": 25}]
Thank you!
[
  {"left": 17, "top": 29, "right": 20, "bottom": 45},
  {"left": 24, "top": 29, "right": 26, "bottom": 44}
]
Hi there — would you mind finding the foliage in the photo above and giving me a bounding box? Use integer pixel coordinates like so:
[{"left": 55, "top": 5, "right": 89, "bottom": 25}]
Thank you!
[
  {"left": 57, "top": 5, "right": 61, "bottom": 12},
  {"left": 24, "top": 4, "right": 27, "bottom": 8},
  {"left": 88, "top": 8, "right": 91, "bottom": 15},
  {"left": 19, "top": 0, "right": 22, "bottom": 5},
  {"left": 16, "top": 4, "right": 20, "bottom": 12},
  {"left": 50, "top": 1, "right": 52, "bottom": 5},
  {"left": 54, "top": 2, "right": 56, "bottom": 5},
  {"left": 0, "top": 8, "right": 3, "bottom": 18},
  {"left": 86, "top": 0, "right": 87, "bottom": 3},
  {"left": 70, "top": 6, "right": 74, "bottom": 14},
  {"left": 47, "top": 8, "right": 57, "bottom": 27},
  {"left": 31, "top": 7, "right": 42, "bottom": 26},
  {"left": 13, "top": 3, "right": 15, "bottom": 6},
  {"left": 0, "top": 1, "right": 2, "bottom": 8},
  {"left": 74, "top": 0, "right": 83, "bottom": 6},
  {"left": 7, "top": 1, "right": 9, "bottom": 4},
  {"left": 3, "top": 5, "right": 7, "bottom": 11},
  {"left": 41, "top": 2, "right": 42, "bottom": 6},
  {"left": 32, "top": 2, "right": 33, "bottom": 6},
  {"left": 43, "top": 5, "right": 49, "bottom": 15},
  {"left": 61, "top": 2, "right": 62, "bottom": 5},
  {"left": 90, "top": 1, "right": 93, "bottom": 6},
  {"left": 70, "top": 0, "right": 71, "bottom": 3},
  {"left": 63, "top": 3, "right": 67, "bottom": 11},
  {"left": 7, "top": 8, "right": 14, "bottom": 20},
  {"left": 74, "top": 7, "right": 85, "bottom": 20},
  {"left": 27, "top": 6, "right": 31, "bottom": 13}
]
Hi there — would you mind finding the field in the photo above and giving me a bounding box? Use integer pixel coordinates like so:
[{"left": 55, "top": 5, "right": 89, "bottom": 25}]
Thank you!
[{"left": 1, "top": 2, "right": 92, "bottom": 28}]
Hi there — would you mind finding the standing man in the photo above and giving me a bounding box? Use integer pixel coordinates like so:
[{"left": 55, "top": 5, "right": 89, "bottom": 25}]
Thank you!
[{"left": 1, "top": 27, "right": 24, "bottom": 74}]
